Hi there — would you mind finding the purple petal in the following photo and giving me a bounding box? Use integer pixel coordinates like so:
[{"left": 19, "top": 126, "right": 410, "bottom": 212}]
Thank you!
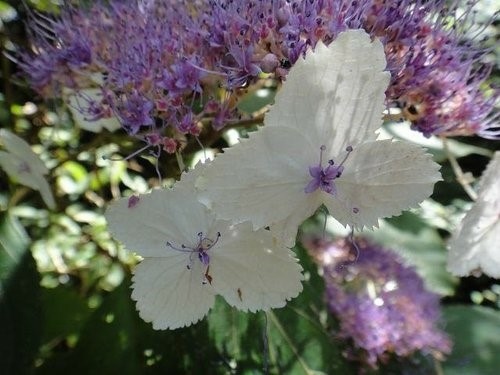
[{"left": 304, "top": 178, "right": 320, "bottom": 193}]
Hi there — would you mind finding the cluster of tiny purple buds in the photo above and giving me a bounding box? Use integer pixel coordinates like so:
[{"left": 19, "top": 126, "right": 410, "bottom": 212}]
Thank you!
[
  {"left": 166, "top": 231, "right": 221, "bottom": 272},
  {"left": 304, "top": 237, "right": 451, "bottom": 368},
  {"left": 305, "top": 145, "right": 353, "bottom": 194},
  {"left": 18, "top": 0, "right": 498, "bottom": 149}
]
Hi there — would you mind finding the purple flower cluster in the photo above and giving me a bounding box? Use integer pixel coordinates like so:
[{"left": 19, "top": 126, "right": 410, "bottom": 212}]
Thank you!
[
  {"left": 305, "top": 237, "right": 451, "bottom": 368},
  {"left": 19, "top": 0, "right": 497, "bottom": 143}
]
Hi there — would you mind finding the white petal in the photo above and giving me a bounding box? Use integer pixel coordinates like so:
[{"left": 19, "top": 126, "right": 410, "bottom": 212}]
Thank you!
[
  {"left": 200, "top": 125, "right": 322, "bottom": 231},
  {"left": 324, "top": 139, "right": 442, "bottom": 229},
  {"left": 131, "top": 257, "right": 216, "bottom": 330},
  {"left": 105, "top": 188, "right": 215, "bottom": 257},
  {"left": 269, "top": 198, "right": 320, "bottom": 248},
  {"left": 447, "top": 152, "right": 500, "bottom": 278},
  {"left": 209, "top": 221, "right": 303, "bottom": 312},
  {"left": 265, "top": 29, "right": 390, "bottom": 151},
  {"left": 0, "top": 129, "right": 48, "bottom": 174},
  {"left": 66, "top": 88, "right": 121, "bottom": 132}
]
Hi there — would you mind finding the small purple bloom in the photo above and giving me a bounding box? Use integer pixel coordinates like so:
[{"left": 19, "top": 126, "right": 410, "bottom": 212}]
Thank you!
[
  {"left": 304, "top": 237, "right": 452, "bottom": 368},
  {"left": 305, "top": 145, "right": 352, "bottom": 195},
  {"left": 116, "top": 91, "right": 154, "bottom": 134}
]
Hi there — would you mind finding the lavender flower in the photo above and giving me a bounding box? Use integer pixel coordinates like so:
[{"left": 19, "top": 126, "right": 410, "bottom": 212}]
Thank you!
[
  {"left": 305, "top": 237, "right": 451, "bottom": 368},
  {"left": 19, "top": 0, "right": 497, "bottom": 141}
]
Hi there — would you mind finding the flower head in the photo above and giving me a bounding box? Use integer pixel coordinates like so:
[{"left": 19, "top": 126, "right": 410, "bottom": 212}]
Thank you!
[
  {"left": 305, "top": 237, "right": 451, "bottom": 368},
  {"left": 0, "top": 129, "right": 55, "bottom": 209},
  {"left": 105, "top": 166, "right": 303, "bottom": 330},
  {"left": 18, "top": 0, "right": 497, "bottom": 142},
  {"left": 447, "top": 152, "right": 500, "bottom": 278},
  {"left": 199, "top": 30, "right": 441, "bottom": 246}
]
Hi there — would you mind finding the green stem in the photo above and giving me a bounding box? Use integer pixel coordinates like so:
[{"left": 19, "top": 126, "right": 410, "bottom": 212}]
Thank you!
[{"left": 441, "top": 137, "right": 477, "bottom": 201}]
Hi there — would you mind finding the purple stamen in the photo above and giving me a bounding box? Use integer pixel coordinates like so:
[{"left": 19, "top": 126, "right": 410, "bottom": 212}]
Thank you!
[
  {"left": 166, "top": 231, "right": 221, "bottom": 271},
  {"left": 305, "top": 145, "right": 353, "bottom": 195}
]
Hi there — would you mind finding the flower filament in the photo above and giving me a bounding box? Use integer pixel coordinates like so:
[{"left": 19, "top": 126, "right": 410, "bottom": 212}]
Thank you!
[{"left": 166, "top": 231, "right": 221, "bottom": 284}]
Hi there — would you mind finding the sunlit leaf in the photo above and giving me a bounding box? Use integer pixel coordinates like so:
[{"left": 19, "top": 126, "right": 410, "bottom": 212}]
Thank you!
[
  {"left": 381, "top": 121, "right": 493, "bottom": 162},
  {"left": 56, "top": 161, "right": 89, "bottom": 195},
  {"left": 237, "top": 87, "right": 276, "bottom": 114}
]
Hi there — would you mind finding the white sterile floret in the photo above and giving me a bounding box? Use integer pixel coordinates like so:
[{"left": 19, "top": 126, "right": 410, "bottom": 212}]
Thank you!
[
  {"left": 198, "top": 29, "right": 441, "bottom": 247},
  {"left": 447, "top": 152, "right": 500, "bottom": 278},
  {"left": 105, "top": 168, "right": 303, "bottom": 330},
  {"left": 65, "top": 88, "right": 121, "bottom": 132},
  {"left": 0, "top": 129, "right": 55, "bottom": 209}
]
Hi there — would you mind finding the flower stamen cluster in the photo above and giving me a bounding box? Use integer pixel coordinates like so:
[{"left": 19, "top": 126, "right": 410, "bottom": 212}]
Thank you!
[{"left": 17, "top": 0, "right": 497, "bottom": 148}]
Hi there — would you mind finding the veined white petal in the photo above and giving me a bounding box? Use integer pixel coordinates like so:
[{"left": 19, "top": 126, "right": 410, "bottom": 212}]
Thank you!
[
  {"left": 265, "top": 29, "right": 390, "bottom": 151},
  {"left": 200, "top": 125, "right": 321, "bottom": 231},
  {"left": 324, "top": 139, "right": 441, "bottom": 229},
  {"left": 201, "top": 30, "right": 436, "bottom": 245},
  {"left": 269, "top": 198, "right": 321, "bottom": 248},
  {"left": 447, "top": 152, "right": 500, "bottom": 278},
  {"left": 132, "top": 258, "right": 216, "bottom": 330},
  {"left": 107, "top": 184, "right": 304, "bottom": 329},
  {"left": 210, "top": 221, "right": 303, "bottom": 312},
  {"left": 105, "top": 188, "right": 215, "bottom": 257}
]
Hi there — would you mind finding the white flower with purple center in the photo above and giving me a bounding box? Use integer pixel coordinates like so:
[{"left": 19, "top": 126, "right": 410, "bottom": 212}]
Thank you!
[
  {"left": 105, "top": 168, "right": 303, "bottom": 330},
  {"left": 0, "top": 129, "right": 55, "bottom": 209},
  {"left": 198, "top": 30, "right": 442, "bottom": 247},
  {"left": 65, "top": 88, "right": 121, "bottom": 133},
  {"left": 447, "top": 152, "right": 500, "bottom": 278}
]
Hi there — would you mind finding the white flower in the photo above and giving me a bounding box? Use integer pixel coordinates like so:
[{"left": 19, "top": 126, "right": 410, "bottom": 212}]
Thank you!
[
  {"left": 197, "top": 30, "right": 441, "bottom": 246},
  {"left": 447, "top": 152, "right": 500, "bottom": 278},
  {"left": 0, "top": 129, "right": 55, "bottom": 209},
  {"left": 65, "top": 88, "right": 121, "bottom": 132},
  {"left": 105, "top": 167, "right": 303, "bottom": 330}
]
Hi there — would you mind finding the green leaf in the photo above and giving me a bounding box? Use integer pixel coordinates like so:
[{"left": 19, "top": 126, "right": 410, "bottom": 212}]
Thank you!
[
  {"left": 40, "top": 286, "right": 93, "bottom": 343},
  {"left": 381, "top": 122, "right": 493, "bottom": 162},
  {"left": 237, "top": 87, "right": 276, "bottom": 114},
  {"left": 0, "top": 212, "right": 42, "bottom": 374},
  {"left": 443, "top": 305, "right": 500, "bottom": 375},
  {"left": 37, "top": 278, "right": 222, "bottom": 375},
  {"left": 266, "top": 245, "right": 354, "bottom": 375},
  {"left": 367, "top": 211, "right": 457, "bottom": 296},
  {"left": 56, "top": 161, "right": 89, "bottom": 195},
  {"left": 0, "top": 1, "right": 17, "bottom": 22},
  {"left": 208, "top": 245, "right": 354, "bottom": 374}
]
